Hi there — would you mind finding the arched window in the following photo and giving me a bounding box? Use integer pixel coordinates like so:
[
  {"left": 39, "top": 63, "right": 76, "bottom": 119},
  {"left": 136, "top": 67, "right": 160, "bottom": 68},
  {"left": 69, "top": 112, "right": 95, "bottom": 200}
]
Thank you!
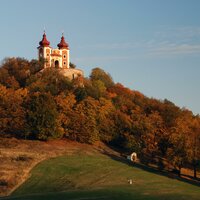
[{"left": 55, "top": 60, "right": 59, "bottom": 68}]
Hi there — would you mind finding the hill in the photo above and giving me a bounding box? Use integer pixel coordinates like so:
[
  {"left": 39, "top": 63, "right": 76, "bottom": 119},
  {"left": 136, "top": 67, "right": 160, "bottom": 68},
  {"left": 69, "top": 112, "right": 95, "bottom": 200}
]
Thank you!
[
  {"left": 3, "top": 153, "right": 200, "bottom": 200},
  {"left": 0, "top": 57, "right": 200, "bottom": 193},
  {"left": 0, "top": 137, "right": 118, "bottom": 197},
  {"left": 0, "top": 137, "right": 200, "bottom": 199}
]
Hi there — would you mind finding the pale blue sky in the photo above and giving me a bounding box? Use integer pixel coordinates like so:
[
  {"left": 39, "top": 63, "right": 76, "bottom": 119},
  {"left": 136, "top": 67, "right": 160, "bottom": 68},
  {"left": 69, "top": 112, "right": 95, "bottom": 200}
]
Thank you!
[{"left": 0, "top": 0, "right": 200, "bottom": 114}]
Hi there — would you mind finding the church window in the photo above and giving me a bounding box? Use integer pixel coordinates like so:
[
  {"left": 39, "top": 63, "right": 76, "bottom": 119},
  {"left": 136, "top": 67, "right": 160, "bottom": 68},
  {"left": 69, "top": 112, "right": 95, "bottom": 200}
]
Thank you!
[
  {"left": 63, "top": 54, "right": 66, "bottom": 58},
  {"left": 64, "top": 62, "right": 66, "bottom": 65},
  {"left": 55, "top": 60, "right": 59, "bottom": 68}
]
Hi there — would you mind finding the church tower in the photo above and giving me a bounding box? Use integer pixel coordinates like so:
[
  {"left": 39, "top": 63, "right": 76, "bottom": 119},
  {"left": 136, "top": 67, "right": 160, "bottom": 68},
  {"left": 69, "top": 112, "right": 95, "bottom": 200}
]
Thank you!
[
  {"left": 38, "top": 31, "right": 51, "bottom": 68},
  {"left": 57, "top": 34, "right": 70, "bottom": 68}
]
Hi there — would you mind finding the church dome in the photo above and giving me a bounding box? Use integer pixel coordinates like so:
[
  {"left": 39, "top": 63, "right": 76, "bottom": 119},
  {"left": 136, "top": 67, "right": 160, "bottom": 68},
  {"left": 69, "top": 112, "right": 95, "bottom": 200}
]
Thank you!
[
  {"left": 39, "top": 32, "right": 50, "bottom": 47},
  {"left": 57, "top": 34, "right": 69, "bottom": 49}
]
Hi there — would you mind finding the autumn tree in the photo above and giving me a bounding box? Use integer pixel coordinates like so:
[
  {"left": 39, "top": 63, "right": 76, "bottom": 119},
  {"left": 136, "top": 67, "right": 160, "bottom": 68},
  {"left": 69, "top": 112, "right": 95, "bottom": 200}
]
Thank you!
[
  {"left": 0, "top": 67, "right": 20, "bottom": 89},
  {"left": 140, "top": 112, "right": 165, "bottom": 165},
  {"left": 167, "top": 123, "right": 188, "bottom": 175},
  {"left": 111, "top": 110, "right": 137, "bottom": 152},
  {"left": 187, "top": 115, "right": 200, "bottom": 178},
  {"left": 0, "top": 57, "right": 31, "bottom": 87},
  {"left": 68, "top": 97, "right": 99, "bottom": 144},
  {"left": 97, "top": 98, "right": 116, "bottom": 143},
  {"left": 0, "top": 84, "right": 27, "bottom": 136},
  {"left": 163, "top": 108, "right": 199, "bottom": 177},
  {"left": 55, "top": 92, "right": 76, "bottom": 137},
  {"left": 161, "top": 99, "right": 181, "bottom": 128}
]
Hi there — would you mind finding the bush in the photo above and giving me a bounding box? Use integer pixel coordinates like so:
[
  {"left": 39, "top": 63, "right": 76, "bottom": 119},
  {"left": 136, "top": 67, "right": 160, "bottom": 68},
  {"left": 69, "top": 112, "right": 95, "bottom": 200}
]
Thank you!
[
  {"left": 0, "top": 179, "right": 8, "bottom": 186},
  {"left": 14, "top": 155, "right": 32, "bottom": 162}
]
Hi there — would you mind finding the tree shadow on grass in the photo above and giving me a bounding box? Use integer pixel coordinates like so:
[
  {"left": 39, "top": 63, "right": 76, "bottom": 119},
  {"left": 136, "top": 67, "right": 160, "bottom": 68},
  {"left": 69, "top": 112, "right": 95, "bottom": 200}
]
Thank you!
[{"left": 100, "top": 148, "right": 200, "bottom": 188}]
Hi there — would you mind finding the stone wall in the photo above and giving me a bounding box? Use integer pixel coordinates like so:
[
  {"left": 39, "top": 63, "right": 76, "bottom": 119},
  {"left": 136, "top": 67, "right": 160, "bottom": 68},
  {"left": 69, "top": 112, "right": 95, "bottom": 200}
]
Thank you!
[{"left": 59, "top": 68, "right": 84, "bottom": 80}]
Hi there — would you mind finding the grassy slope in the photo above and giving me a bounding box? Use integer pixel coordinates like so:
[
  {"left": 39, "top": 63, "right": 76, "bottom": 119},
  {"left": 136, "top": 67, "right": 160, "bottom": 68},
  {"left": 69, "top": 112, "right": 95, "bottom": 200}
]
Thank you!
[
  {"left": 0, "top": 137, "right": 103, "bottom": 196},
  {"left": 3, "top": 153, "right": 200, "bottom": 200}
]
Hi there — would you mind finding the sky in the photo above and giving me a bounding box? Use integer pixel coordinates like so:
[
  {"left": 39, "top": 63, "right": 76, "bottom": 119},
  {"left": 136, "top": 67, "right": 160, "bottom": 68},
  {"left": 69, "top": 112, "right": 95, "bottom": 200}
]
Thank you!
[{"left": 0, "top": 0, "right": 200, "bottom": 114}]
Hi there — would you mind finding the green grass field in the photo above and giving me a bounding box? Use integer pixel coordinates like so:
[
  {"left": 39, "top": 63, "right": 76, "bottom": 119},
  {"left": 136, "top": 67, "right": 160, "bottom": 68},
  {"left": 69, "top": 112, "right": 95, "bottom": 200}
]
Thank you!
[{"left": 3, "top": 153, "right": 200, "bottom": 200}]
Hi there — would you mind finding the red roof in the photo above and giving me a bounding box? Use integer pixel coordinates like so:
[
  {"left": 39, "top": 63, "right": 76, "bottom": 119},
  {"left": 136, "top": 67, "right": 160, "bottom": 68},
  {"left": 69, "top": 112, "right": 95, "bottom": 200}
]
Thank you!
[
  {"left": 57, "top": 35, "right": 69, "bottom": 49},
  {"left": 39, "top": 32, "right": 50, "bottom": 47}
]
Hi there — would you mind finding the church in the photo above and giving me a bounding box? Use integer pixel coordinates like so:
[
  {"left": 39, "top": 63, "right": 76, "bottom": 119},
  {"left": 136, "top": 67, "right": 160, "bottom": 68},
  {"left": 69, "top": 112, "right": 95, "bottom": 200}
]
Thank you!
[{"left": 38, "top": 32, "right": 83, "bottom": 79}]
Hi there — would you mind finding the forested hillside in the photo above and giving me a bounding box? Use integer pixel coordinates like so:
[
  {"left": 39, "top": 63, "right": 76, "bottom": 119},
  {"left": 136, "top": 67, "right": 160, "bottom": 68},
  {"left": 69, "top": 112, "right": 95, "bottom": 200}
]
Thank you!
[{"left": 0, "top": 57, "right": 200, "bottom": 178}]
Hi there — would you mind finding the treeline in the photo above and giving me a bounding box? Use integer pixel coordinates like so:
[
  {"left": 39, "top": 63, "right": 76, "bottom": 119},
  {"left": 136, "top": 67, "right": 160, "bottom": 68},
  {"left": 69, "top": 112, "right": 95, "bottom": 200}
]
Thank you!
[{"left": 0, "top": 57, "right": 200, "bottom": 178}]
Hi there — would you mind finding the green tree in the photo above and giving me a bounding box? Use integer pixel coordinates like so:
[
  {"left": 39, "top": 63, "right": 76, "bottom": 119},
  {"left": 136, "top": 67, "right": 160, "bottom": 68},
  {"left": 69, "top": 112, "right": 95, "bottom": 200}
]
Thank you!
[
  {"left": 26, "top": 92, "right": 62, "bottom": 140},
  {"left": 29, "top": 59, "right": 44, "bottom": 74},
  {"left": 74, "top": 86, "right": 87, "bottom": 102},
  {"left": 69, "top": 62, "right": 76, "bottom": 69},
  {"left": 90, "top": 67, "right": 114, "bottom": 88},
  {"left": 161, "top": 99, "right": 181, "bottom": 128},
  {"left": 27, "top": 68, "right": 72, "bottom": 95}
]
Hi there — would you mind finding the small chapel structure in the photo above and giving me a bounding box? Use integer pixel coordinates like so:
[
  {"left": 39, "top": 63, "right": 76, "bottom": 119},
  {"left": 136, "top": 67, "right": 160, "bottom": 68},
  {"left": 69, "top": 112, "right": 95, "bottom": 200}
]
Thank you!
[{"left": 38, "top": 31, "right": 83, "bottom": 79}]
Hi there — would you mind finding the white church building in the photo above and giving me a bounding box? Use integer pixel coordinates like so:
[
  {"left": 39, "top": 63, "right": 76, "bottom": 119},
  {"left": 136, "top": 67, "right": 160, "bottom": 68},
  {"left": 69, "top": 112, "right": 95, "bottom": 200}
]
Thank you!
[{"left": 38, "top": 32, "right": 83, "bottom": 79}]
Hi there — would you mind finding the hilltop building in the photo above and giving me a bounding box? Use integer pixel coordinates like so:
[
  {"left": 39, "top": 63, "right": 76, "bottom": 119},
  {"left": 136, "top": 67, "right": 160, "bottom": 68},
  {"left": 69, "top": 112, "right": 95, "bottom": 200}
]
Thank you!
[{"left": 38, "top": 32, "right": 83, "bottom": 79}]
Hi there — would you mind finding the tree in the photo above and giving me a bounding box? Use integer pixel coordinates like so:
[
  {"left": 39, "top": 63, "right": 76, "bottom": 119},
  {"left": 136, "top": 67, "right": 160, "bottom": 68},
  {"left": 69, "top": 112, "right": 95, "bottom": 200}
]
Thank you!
[
  {"left": 139, "top": 112, "right": 167, "bottom": 168},
  {"left": 167, "top": 109, "right": 199, "bottom": 177},
  {"left": 68, "top": 97, "right": 99, "bottom": 144},
  {"left": 0, "top": 68, "right": 20, "bottom": 89},
  {"left": 91, "top": 80, "right": 106, "bottom": 99},
  {"left": 161, "top": 99, "right": 181, "bottom": 128},
  {"left": 29, "top": 59, "right": 44, "bottom": 74},
  {"left": 74, "top": 86, "right": 87, "bottom": 102},
  {"left": 111, "top": 110, "right": 136, "bottom": 151},
  {"left": 27, "top": 68, "right": 73, "bottom": 95},
  {"left": 25, "top": 92, "right": 63, "bottom": 140},
  {"left": 0, "top": 57, "right": 31, "bottom": 87},
  {"left": 83, "top": 78, "right": 107, "bottom": 100},
  {"left": 187, "top": 116, "right": 200, "bottom": 178},
  {"left": 97, "top": 98, "right": 116, "bottom": 143},
  {"left": 0, "top": 84, "right": 27, "bottom": 136},
  {"left": 55, "top": 93, "right": 76, "bottom": 137},
  {"left": 69, "top": 62, "right": 76, "bottom": 69},
  {"left": 90, "top": 67, "right": 114, "bottom": 88},
  {"left": 167, "top": 124, "right": 187, "bottom": 176}
]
